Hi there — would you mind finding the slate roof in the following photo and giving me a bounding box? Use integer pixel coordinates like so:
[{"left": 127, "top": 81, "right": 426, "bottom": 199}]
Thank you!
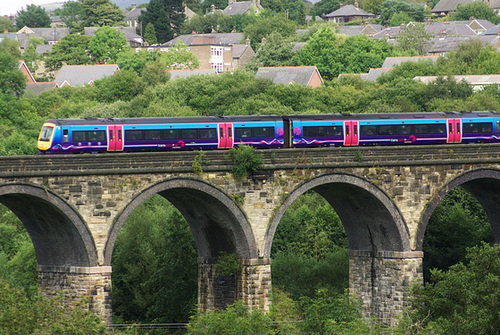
[
  {"left": 324, "top": 5, "right": 374, "bottom": 18},
  {"left": 432, "top": 0, "right": 500, "bottom": 13},
  {"left": 169, "top": 69, "right": 216, "bottom": 80},
  {"left": 36, "top": 44, "right": 53, "bottom": 55},
  {"left": 126, "top": 7, "right": 147, "bottom": 19},
  {"left": 25, "top": 82, "right": 57, "bottom": 96},
  {"left": 255, "top": 66, "right": 323, "bottom": 86},
  {"left": 425, "top": 35, "right": 498, "bottom": 54},
  {"left": 84, "top": 27, "right": 143, "bottom": 45},
  {"left": 232, "top": 44, "right": 250, "bottom": 58},
  {"left": 484, "top": 23, "right": 500, "bottom": 35},
  {"left": 223, "top": 1, "right": 256, "bottom": 15},
  {"left": 414, "top": 74, "right": 500, "bottom": 85},
  {"left": 338, "top": 25, "right": 365, "bottom": 36},
  {"left": 54, "top": 64, "right": 120, "bottom": 87},
  {"left": 364, "top": 67, "right": 392, "bottom": 82},
  {"left": 17, "top": 27, "right": 70, "bottom": 44},
  {"left": 162, "top": 33, "right": 245, "bottom": 46},
  {"left": 382, "top": 56, "right": 440, "bottom": 68}
]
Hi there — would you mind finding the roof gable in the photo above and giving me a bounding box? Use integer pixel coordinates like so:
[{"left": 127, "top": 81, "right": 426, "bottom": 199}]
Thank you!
[{"left": 223, "top": 1, "right": 254, "bottom": 15}]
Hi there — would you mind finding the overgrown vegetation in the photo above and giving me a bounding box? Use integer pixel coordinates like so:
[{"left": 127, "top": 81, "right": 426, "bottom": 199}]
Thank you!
[{"left": 229, "top": 145, "right": 264, "bottom": 181}]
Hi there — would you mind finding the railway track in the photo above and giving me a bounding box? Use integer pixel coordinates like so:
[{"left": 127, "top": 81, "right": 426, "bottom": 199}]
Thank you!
[{"left": 1, "top": 144, "right": 500, "bottom": 177}]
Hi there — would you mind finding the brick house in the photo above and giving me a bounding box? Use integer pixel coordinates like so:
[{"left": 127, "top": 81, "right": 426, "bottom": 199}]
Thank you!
[{"left": 324, "top": 1, "right": 374, "bottom": 23}]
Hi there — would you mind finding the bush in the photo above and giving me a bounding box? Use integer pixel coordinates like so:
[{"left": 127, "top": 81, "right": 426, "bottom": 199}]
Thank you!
[{"left": 229, "top": 145, "right": 263, "bottom": 180}]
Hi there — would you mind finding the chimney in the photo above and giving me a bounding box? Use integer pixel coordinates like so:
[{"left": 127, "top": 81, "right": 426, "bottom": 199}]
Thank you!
[
  {"left": 354, "top": 0, "right": 358, "bottom": 8},
  {"left": 131, "top": 3, "right": 136, "bottom": 9},
  {"left": 470, "top": 16, "right": 474, "bottom": 20},
  {"left": 192, "top": 30, "right": 197, "bottom": 34},
  {"left": 261, "top": 36, "right": 266, "bottom": 43},
  {"left": 228, "top": 0, "right": 236, "bottom": 4},
  {"left": 246, "top": 37, "right": 251, "bottom": 46},
  {"left": 497, "top": 28, "right": 500, "bottom": 36},
  {"left": 340, "top": 3, "right": 343, "bottom": 7},
  {"left": 211, "top": 4, "right": 215, "bottom": 12},
  {"left": 439, "top": 30, "right": 446, "bottom": 38}
]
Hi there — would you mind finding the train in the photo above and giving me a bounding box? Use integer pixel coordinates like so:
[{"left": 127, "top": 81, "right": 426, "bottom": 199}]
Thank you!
[{"left": 37, "top": 111, "right": 500, "bottom": 154}]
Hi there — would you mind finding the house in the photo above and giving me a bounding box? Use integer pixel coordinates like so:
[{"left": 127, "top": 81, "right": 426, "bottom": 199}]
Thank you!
[
  {"left": 255, "top": 66, "right": 323, "bottom": 87},
  {"left": 223, "top": 0, "right": 263, "bottom": 16},
  {"left": 18, "top": 61, "right": 36, "bottom": 84},
  {"left": 169, "top": 68, "right": 216, "bottom": 80},
  {"left": 16, "top": 26, "right": 70, "bottom": 49},
  {"left": 324, "top": 1, "right": 374, "bottom": 23},
  {"left": 159, "top": 33, "right": 254, "bottom": 73},
  {"left": 414, "top": 74, "right": 500, "bottom": 91},
  {"left": 84, "top": 27, "right": 143, "bottom": 47},
  {"left": 125, "top": 6, "right": 147, "bottom": 28},
  {"left": 54, "top": 64, "right": 120, "bottom": 87},
  {"left": 431, "top": 0, "right": 500, "bottom": 16}
]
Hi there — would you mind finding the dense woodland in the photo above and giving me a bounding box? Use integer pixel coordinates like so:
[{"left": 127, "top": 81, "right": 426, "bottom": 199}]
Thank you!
[{"left": 1, "top": 0, "right": 500, "bottom": 333}]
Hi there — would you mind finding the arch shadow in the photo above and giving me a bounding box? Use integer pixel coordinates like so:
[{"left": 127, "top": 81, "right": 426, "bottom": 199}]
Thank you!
[
  {"left": 418, "top": 168, "right": 500, "bottom": 250},
  {"left": 264, "top": 173, "right": 411, "bottom": 257},
  {"left": 0, "top": 183, "right": 98, "bottom": 267},
  {"left": 103, "top": 177, "right": 258, "bottom": 266}
]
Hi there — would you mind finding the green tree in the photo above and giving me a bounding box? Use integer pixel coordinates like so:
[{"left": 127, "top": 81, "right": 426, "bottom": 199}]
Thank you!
[
  {"left": 363, "top": 0, "right": 385, "bottom": 16},
  {"left": 143, "top": 22, "right": 158, "bottom": 45},
  {"left": 80, "top": 0, "right": 125, "bottom": 27},
  {"left": 88, "top": 26, "right": 130, "bottom": 64},
  {"left": 453, "top": 1, "right": 500, "bottom": 24},
  {"left": 182, "top": 12, "right": 232, "bottom": 34},
  {"left": 56, "top": 0, "right": 83, "bottom": 33},
  {"left": 117, "top": 49, "right": 161, "bottom": 75},
  {"left": 45, "top": 34, "right": 92, "bottom": 71},
  {"left": 0, "top": 38, "right": 22, "bottom": 59},
  {"left": 162, "top": 41, "right": 199, "bottom": 69},
  {"left": 396, "top": 23, "right": 432, "bottom": 55},
  {"left": 389, "top": 11, "right": 412, "bottom": 26},
  {"left": 15, "top": 4, "right": 51, "bottom": 28},
  {"left": 247, "top": 31, "right": 294, "bottom": 72},
  {"left": 282, "top": 0, "right": 306, "bottom": 24},
  {"left": 379, "top": 0, "right": 425, "bottom": 24},
  {"left": 22, "top": 36, "right": 46, "bottom": 73},
  {"left": 405, "top": 243, "right": 500, "bottom": 334},
  {"left": 0, "top": 17, "right": 15, "bottom": 32},
  {"left": 200, "top": 0, "right": 228, "bottom": 13},
  {"left": 243, "top": 14, "right": 297, "bottom": 50},
  {"left": 0, "top": 52, "right": 26, "bottom": 97},
  {"left": 312, "top": 0, "right": 340, "bottom": 18},
  {"left": 139, "top": 0, "right": 186, "bottom": 44}
]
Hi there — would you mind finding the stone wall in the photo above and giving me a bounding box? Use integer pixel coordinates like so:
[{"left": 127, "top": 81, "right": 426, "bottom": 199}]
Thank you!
[{"left": 37, "top": 265, "right": 112, "bottom": 324}]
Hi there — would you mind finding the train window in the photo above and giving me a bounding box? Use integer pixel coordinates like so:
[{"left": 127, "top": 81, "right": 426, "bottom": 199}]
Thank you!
[
  {"left": 497, "top": 121, "right": 500, "bottom": 133},
  {"left": 39, "top": 126, "right": 54, "bottom": 141},
  {"left": 330, "top": 126, "right": 343, "bottom": 136},
  {"left": 361, "top": 126, "right": 376, "bottom": 136},
  {"left": 463, "top": 122, "right": 493, "bottom": 133},
  {"left": 413, "top": 124, "right": 427, "bottom": 134},
  {"left": 253, "top": 127, "right": 273, "bottom": 138},
  {"left": 199, "top": 128, "right": 216, "bottom": 139},
  {"left": 182, "top": 129, "right": 198, "bottom": 139},
  {"left": 235, "top": 128, "right": 252, "bottom": 138},
  {"left": 164, "top": 129, "right": 179, "bottom": 140},
  {"left": 63, "top": 129, "right": 69, "bottom": 143},
  {"left": 88, "top": 131, "right": 106, "bottom": 142},
  {"left": 394, "top": 125, "right": 412, "bottom": 135},
  {"left": 378, "top": 125, "right": 393, "bottom": 135},
  {"left": 303, "top": 126, "right": 319, "bottom": 137},
  {"left": 428, "top": 124, "right": 446, "bottom": 134},
  {"left": 145, "top": 130, "right": 161, "bottom": 140},
  {"left": 126, "top": 130, "right": 143, "bottom": 141},
  {"left": 73, "top": 131, "right": 86, "bottom": 142}
]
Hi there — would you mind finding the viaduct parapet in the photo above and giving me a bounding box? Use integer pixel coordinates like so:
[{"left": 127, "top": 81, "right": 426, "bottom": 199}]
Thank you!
[{"left": 1, "top": 144, "right": 500, "bottom": 326}]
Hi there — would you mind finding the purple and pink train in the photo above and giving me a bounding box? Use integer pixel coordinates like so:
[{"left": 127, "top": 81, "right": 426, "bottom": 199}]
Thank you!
[{"left": 37, "top": 111, "right": 500, "bottom": 154}]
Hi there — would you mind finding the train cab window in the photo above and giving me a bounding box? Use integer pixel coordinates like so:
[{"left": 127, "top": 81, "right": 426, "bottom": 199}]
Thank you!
[
  {"left": 199, "top": 128, "right": 216, "bottom": 139},
  {"left": 39, "top": 126, "right": 54, "bottom": 141},
  {"left": 126, "top": 130, "right": 143, "bottom": 141},
  {"left": 145, "top": 130, "right": 161, "bottom": 140},
  {"left": 73, "top": 131, "right": 86, "bottom": 142},
  {"left": 88, "top": 131, "right": 106, "bottom": 142},
  {"left": 164, "top": 129, "right": 179, "bottom": 140}
]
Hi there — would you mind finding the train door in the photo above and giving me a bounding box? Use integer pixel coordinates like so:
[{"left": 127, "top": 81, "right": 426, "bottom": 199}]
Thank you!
[
  {"left": 447, "top": 119, "right": 462, "bottom": 143},
  {"left": 344, "top": 121, "right": 359, "bottom": 146},
  {"left": 107, "top": 125, "right": 124, "bottom": 151},
  {"left": 218, "top": 123, "right": 233, "bottom": 148}
]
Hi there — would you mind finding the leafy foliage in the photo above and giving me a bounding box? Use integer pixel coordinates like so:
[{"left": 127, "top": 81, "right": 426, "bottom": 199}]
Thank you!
[
  {"left": 15, "top": 4, "right": 51, "bottom": 28},
  {"left": 0, "top": 52, "right": 26, "bottom": 97},
  {"left": 0, "top": 17, "right": 15, "bottom": 32},
  {"left": 45, "top": 34, "right": 92, "bottom": 71},
  {"left": 139, "top": 0, "right": 186, "bottom": 44},
  {"left": 80, "top": 0, "right": 125, "bottom": 27},
  {"left": 229, "top": 144, "right": 264, "bottom": 180},
  {"left": 379, "top": 0, "right": 426, "bottom": 24},
  {"left": 88, "top": 26, "right": 130, "bottom": 64},
  {"left": 452, "top": 1, "right": 500, "bottom": 24},
  {"left": 56, "top": 0, "right": 84, "bottom": 33}
]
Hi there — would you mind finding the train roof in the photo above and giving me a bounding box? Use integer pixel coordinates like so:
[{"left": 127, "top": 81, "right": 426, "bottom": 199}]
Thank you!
[
  {"left": 45, "top": 115, "right": 283, "bottom": 126},
  {"left": 283, "top": 111, "right": 500, "bottom": 121}
]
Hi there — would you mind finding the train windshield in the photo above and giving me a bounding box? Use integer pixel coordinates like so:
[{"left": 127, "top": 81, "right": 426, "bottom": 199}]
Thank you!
[{"left": 39, "top": 126, "right": 54, "bottom": 141}]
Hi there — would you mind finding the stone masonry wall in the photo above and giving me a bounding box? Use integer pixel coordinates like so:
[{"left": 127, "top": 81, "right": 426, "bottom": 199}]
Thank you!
[{"left": 37, "top": 265, "right": 112, "bottom": 324}]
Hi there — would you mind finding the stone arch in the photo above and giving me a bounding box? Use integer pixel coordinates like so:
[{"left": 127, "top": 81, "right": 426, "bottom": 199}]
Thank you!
[
  {"left": 103, "top": 177, "right": 257, "bottom": 266},
  {"left": 418, "top": 168, "right": 500, "bottom": 250},
  {"left": 264, "top": 172, "right": 411, "bottom": 257},
  {"left": 0, "top": 183, "right": 98, "bottom": 267}
]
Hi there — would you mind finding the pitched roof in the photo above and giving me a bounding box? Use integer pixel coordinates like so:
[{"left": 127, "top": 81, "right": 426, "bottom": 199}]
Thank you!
[
  {"left": 325, "top": 5, "right": 374, "bottom": 18},
  {"left": 414, "top": 74, "right": 500, "bottom": 85},
  {"left": 232, "top": 44, "right": 251, "bottom": 58},
  {"left": 36, "top": 44, "right": 52, "bottom": 55},
  {"left": 223, "top": 1, "right": 256, "bottom": 15},
  {"left": 431, "top": 0, "right": 471, "bottom": 13},
  {"left": 364, "top": 67, "right": 392, "bottom": 82},
  {"left": 169, "top": 69, "right": 216, "bottom": 80},
  {"left": 382, "top": 55, "right": 440, "bottom": 68},
  {"left": 292, "top": 42, "right": 306, "bottom": 52},
  {"left": 84, "top": 27, "right": 143, "bottom": 45},
  {"left": 17, "top": 27, "right": 70, "bottom": 43},
  {"left": 54, "top": 64, "right": 120, "bottom": 87},
  {"left": 18, "top": 61, "right": 36, "bottom": 83},
  {"left": 162, "top": 33, "right": 245, "bottom": 46},
  {"left": 426, "top": 35, "right": 497, "bottom": 53},
  {"left": 126, "top": 7, "right": 147, "bottom": 19},
  {"left": 25, "top": 82, "right": 57, "bottom": 96},
  {"left": 255, "top": 66, "right": 323, "bottom": 86}
]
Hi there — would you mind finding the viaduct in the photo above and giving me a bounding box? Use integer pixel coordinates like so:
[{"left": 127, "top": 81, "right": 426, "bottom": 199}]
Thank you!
[{"left": 1, "top": 144, "right": 500, "bottom": 326}]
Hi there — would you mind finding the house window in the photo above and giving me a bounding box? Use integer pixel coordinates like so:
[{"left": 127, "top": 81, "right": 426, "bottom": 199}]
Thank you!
[{"left": 210, "top": 46, "right": 224, "bottom": 73}]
